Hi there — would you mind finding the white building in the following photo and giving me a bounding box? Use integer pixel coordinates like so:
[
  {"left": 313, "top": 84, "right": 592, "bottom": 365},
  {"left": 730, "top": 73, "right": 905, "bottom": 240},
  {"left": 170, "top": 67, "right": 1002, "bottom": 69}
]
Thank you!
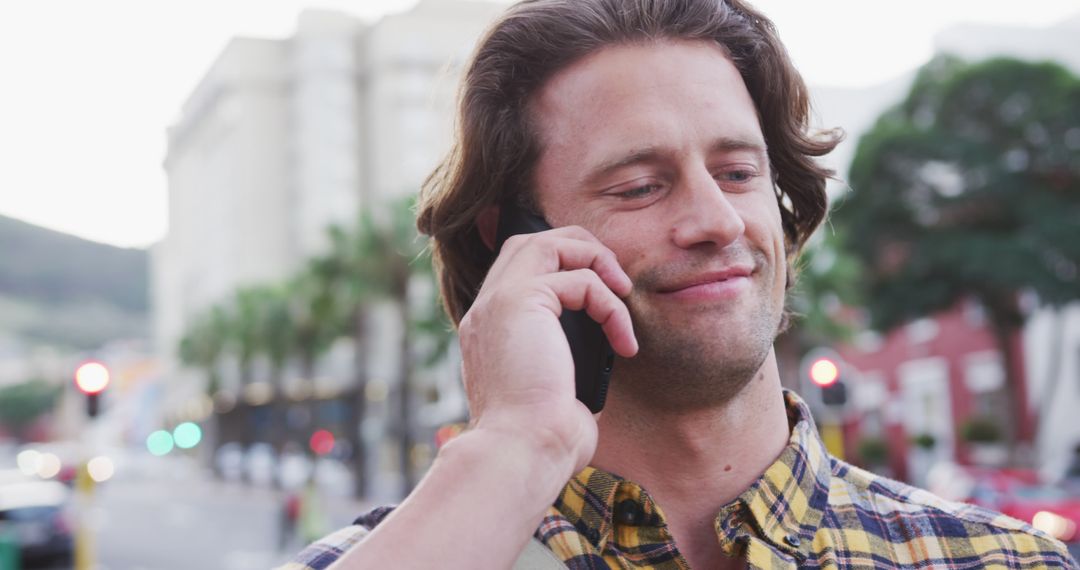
[{"left": 154, "top": 2, "right": 502, "bottom": 416}]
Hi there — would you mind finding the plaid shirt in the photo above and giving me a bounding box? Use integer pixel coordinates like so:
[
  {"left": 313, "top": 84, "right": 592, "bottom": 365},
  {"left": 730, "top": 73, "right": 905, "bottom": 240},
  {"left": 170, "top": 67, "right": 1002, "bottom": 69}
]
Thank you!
[{"left": 280, "top": 391, "right": 1077, "bottom": 569}]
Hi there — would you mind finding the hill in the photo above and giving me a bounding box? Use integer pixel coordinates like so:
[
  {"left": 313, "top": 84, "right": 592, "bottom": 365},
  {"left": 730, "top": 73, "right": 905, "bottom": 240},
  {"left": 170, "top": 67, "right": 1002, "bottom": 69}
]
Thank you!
[{"left": 0, "top": 215, "right": 148, "bottom": 349}]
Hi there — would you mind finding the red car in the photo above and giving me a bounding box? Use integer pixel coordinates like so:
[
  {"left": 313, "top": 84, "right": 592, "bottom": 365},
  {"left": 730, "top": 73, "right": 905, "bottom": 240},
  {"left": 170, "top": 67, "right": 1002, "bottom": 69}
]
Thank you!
[{"left": 964, "top": 472, "right": 1080, "bottom": 545}]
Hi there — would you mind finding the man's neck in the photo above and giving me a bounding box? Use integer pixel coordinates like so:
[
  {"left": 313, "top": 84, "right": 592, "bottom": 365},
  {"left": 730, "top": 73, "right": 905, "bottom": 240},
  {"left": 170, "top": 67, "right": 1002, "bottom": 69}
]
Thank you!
[{"left": 590, "top": 349, "right": 791, "bottom": 565}]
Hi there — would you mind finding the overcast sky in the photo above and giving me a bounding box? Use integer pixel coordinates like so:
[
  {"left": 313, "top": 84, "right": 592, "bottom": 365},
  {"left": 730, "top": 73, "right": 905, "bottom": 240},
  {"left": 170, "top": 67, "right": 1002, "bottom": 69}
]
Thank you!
[{"left": 1, "top": 0, "right": 1077, "bottom": 249}]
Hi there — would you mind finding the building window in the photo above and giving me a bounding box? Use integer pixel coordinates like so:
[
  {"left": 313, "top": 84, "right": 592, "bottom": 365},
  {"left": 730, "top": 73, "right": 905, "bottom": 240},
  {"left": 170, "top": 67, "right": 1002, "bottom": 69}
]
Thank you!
[
  {"left": 963, "top": 298, "right": 986, "bottom": 327},
  {"left": 906, "top": 318, "right": 939, "bottom": 345}
]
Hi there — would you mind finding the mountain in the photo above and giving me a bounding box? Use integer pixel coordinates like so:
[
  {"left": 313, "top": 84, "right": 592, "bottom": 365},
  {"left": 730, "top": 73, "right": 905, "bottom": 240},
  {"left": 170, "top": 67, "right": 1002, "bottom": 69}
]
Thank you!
[{"left": 0, "top": 215, "right": 148, "bottom": 349}]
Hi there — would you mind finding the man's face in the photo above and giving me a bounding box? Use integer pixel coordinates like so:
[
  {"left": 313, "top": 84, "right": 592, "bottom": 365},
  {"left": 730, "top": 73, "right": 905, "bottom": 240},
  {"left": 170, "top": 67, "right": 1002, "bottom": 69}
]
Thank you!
[{"left": 530, "top": 40, "right": 787, "bottom": 407}]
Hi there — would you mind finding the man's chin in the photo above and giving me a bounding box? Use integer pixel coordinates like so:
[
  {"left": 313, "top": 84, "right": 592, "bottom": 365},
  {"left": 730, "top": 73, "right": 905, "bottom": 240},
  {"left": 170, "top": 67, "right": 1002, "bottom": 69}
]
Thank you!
[
  {"left": 619, "top": 323, "right": 766, "bottom": 397},
  {"left": 617, "top": 298, "right": 780, "bottom": 402}
]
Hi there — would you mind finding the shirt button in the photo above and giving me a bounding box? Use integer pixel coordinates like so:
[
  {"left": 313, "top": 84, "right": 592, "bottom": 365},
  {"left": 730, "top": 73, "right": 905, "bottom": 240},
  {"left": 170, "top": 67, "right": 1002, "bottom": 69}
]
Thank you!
[
  {"left": 783, "top": 534, "right": 802, "bottom": 548},
  {"left": 615, "top": 499, "right": 643, "bottom": 526},
  {"left": 586, "top": 528, "right": 600, "bottom": 544}
]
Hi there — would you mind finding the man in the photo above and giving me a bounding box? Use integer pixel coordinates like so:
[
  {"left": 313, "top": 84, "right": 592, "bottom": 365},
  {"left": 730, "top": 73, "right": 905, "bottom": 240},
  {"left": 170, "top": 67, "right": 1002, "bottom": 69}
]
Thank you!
[{"left": 281, "top": 0, "right": 1078, "bottom": 568}]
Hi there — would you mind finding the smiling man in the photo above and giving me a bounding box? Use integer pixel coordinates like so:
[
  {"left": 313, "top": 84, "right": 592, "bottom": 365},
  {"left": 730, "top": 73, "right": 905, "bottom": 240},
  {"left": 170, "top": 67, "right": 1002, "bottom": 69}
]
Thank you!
[{"left": 280, "top": 1, "right": 1077, "bottom": 568}]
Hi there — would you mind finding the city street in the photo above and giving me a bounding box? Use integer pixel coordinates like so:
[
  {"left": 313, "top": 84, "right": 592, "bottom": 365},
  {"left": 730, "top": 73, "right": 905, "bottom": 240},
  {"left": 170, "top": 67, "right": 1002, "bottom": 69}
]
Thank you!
[{"left": 90, "top": 458, "right": 368, "bottom": 570}]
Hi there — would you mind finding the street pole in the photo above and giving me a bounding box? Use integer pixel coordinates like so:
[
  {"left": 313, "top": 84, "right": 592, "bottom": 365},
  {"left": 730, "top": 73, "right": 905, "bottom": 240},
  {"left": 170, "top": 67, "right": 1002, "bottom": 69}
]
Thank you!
[
  {"left": 74, "top": 464, "right": 96, "bottom": 570},
  {"left": 73, "top": 361, "right": 109, "bottom": 570}
]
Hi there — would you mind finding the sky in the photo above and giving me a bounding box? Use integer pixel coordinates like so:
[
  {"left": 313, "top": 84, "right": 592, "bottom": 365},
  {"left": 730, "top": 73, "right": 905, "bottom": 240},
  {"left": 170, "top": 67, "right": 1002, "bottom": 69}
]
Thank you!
[{"left": 0, "top": 0, "right": 1077, "bottom": 249}]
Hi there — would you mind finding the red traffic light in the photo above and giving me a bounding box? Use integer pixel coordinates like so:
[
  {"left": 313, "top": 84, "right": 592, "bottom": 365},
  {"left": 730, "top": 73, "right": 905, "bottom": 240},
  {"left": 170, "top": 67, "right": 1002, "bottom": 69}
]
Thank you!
[
  {"left": 809, "top": 358, "right": 840, "bottom": 387},
  {"left": 74, "top": 362, "right": 110, "bottom": 394}
]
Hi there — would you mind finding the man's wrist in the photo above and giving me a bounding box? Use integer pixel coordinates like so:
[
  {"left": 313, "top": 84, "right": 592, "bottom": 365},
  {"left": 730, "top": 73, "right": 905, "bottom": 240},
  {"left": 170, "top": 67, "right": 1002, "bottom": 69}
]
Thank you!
[
  {"left": 439, "top": 425, "right": 579, "bottom": 501},
  {"left": 323, "top": 420, "right": 577, "bottom": 568}
]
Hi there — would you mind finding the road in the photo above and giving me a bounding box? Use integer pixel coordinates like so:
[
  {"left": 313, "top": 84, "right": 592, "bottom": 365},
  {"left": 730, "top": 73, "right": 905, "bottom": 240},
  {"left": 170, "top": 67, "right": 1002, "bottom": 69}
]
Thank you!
[
  {"left": 22, "top": 452, "right": 1080, "bottom": 568},
  {"left": 90, "top": 458, "right": 368, "bottom": 570}
]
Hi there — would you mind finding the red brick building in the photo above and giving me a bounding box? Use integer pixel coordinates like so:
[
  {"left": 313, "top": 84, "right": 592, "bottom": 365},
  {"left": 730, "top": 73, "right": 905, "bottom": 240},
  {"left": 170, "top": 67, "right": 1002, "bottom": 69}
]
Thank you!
[{"left": 834, "top": 299, "right": 1030, "bottom": 483}]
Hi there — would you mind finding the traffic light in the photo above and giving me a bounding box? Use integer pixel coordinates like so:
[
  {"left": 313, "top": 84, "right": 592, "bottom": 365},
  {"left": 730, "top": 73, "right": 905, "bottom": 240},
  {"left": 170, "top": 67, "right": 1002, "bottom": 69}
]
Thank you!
[
  {"left": 808, "top": 356, "right": 847, "bottom": 407},
  {"left": 74, "top": 361, "right": 110, "bottom": 418}
]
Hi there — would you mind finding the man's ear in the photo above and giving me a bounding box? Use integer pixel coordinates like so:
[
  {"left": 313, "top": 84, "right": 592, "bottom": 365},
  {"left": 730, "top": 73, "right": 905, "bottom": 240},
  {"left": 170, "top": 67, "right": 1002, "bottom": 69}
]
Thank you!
[{"left": 476, "top": 205, "right": 500, "bottom": 251}]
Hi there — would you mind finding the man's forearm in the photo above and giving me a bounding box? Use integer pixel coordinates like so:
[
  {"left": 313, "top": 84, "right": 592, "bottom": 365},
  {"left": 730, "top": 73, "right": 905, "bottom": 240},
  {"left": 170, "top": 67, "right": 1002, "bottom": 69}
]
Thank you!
[{"left": 329, "top": 428, "right": 574, "bottom": 568}]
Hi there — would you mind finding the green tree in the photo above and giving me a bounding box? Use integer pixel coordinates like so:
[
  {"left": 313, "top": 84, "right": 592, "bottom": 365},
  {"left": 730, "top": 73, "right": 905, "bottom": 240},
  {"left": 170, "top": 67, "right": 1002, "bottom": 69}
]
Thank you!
[
  {"left": 787, "top": 230, "right": 865, "bottom": 347},
  {"left": 253, "top": 285, "right": 294, "bottom": 390},
  {"left": 228, "top": 288, "right": 269, "bottom": 387},
  {"left": 834, "top": 55, "right": 1080, "bottom": 449},
  {"left": 0, "top": 379, "right": 61, "bottom": 440},
  {"left": 287, "top": 261, "right": 343, "bottom": 385},
  {"left": 347, "top": 196, "right": 442, "bottom": 494},
  {"left": 239, "top": 284, "right": 296, "bottom": 459},
  {"left": 178, "top": 306, "right": 230, "bottom": 396},
  {"left": 776, "top": 227, "right": 865, "bottom": 391}
]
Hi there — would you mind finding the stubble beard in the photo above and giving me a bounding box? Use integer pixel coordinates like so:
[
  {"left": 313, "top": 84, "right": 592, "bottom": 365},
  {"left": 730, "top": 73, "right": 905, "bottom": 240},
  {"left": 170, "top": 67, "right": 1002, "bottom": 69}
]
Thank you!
[{"left": 614, "top": 249, "right": 783, "bottom": 411}]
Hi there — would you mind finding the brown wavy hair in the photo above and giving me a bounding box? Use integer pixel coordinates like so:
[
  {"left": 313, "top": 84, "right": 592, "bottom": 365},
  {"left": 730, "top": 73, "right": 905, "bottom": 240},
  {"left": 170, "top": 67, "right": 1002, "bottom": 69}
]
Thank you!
[{"left": 417, "top": 0, "right": 842, "bottom": 327}]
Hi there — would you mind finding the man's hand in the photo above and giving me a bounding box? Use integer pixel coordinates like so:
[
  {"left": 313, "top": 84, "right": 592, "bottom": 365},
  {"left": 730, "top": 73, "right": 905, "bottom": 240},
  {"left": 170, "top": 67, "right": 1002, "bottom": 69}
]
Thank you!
[
  {"left": 458, "top": 225, "right": 638, "bottom": 478},
  {"left": 327, "top": 226, "right": 637, "bottom": 570}
]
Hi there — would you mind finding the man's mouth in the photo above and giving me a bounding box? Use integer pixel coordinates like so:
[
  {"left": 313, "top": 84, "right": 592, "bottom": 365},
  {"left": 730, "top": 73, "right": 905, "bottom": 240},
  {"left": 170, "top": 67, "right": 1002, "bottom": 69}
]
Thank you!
[
  {"left": 655, "top": 266, "right": 754, "bottom": 301},
  {"left": 652, "top": 265, "right": 756, "bottom": 295}
]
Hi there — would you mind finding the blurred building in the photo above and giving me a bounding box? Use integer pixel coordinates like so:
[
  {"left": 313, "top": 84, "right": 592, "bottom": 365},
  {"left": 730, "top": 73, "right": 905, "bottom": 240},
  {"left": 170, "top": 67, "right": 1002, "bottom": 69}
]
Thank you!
[
  {"left": 811, "top": 11, "right": 1080, "bottom": 481},
  {"left": 154, "top": 1, "right": 502, "bottom": 497},
  {"left": 157, "top": 1, "right": 498, "bottom": 379},
  {"left": 836, "top": 302, "right": 1026, "bottom": 483}
]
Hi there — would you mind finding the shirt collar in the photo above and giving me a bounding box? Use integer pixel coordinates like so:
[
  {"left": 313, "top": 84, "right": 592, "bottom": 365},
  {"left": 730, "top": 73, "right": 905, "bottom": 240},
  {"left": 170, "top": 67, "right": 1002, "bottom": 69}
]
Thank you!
[
  {"left": 726, "top": 389, "right": 832, "bottom": 554},
  {"left": 552, "top": 390, "right": 832, "bottom": 557}
]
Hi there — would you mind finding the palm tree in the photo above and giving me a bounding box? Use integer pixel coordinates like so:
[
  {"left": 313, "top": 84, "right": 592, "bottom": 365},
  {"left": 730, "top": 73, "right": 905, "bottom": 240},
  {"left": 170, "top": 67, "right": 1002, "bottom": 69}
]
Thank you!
[
  {"left": 314, "top": 223, "right": 376, "bottom": 497},
  {"left": 348, "top": 196, "right": 440, "bottom": 494},
  {"left": 287, "top": 261, "right": 344, "bottom": 386},
  {"left": 244, "top": 284, "right": 295, "bottom": 457},
  {"left": 228, "top": 288, "right": 266, "bottom": 387},
  {"left": 178, "top": 305, "right": 232, "bottom": 474},
  {"left": 256, "top": 285, "right": 294, "bottom": 392},
  {"left": 314, "top": 196, "right": 448, "bottom": 496},
  {"left": 178, "top": 305, "right": 230, "bottom": 397}
]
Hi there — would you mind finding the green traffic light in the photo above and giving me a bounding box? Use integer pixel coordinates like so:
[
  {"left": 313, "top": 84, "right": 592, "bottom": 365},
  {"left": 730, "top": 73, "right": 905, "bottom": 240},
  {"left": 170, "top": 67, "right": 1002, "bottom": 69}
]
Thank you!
[
  {"left": 173, "top": 422, "right": 202, "bottom": 449},
  {"left": 147, "top": 430, "right": 174, "bottom": 456}
]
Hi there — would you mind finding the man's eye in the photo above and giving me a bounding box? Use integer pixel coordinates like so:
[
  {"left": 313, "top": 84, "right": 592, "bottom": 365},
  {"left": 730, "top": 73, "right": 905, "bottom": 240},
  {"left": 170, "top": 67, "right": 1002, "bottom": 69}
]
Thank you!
[
  {"left": 616, "top": 184, "right": 660, "bottom": 199},
  {"left": 717, "top": 170, "right": 757, "bottom": 184}
]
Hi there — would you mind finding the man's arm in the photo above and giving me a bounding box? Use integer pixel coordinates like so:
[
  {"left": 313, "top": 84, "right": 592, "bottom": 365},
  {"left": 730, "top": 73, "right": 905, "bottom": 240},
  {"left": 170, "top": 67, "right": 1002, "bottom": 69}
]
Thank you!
[
  {"left": 327, "top": 428, "right": 574, "bottom": 568},
  {"left": 325, "top": 226, "right": 637, "bottom": 568}
]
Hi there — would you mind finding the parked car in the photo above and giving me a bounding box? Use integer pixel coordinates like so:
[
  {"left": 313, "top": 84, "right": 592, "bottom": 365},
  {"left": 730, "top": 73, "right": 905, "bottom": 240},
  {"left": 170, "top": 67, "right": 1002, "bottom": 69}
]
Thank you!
[
  {"left": 245, "top": 443, "right": 276, "bottom": 487},
  {"left": 215, "top": 442, "right": 244, "bottom": 483},
  {"left": 0, "top": 472, "right": 73, "bottom": 568},
  {"left": 972, "top": 484, "right": 1080, "bottom": 545},
  {"left": 927, "top": 463, "right": 1078, "bottom": 544},
  {"left": 277, "top": 449, "right": 312, "bottom": 491}
]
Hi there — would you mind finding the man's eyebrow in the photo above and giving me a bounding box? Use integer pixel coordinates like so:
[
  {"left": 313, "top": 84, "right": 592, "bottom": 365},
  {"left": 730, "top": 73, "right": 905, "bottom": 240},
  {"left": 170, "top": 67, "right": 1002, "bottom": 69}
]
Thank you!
[
  {"left": 582, "top": 136, "right": 769, "bottom": 186},
  {"left": 710, "top": 137, "right": 769, "bottom": 160}
]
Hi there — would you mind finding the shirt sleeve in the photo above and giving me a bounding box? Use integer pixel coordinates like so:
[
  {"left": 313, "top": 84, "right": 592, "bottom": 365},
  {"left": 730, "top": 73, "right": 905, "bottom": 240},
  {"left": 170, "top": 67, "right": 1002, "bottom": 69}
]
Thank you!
[{"left": 275, "top": 525, "right": 371, "bottom": 570}]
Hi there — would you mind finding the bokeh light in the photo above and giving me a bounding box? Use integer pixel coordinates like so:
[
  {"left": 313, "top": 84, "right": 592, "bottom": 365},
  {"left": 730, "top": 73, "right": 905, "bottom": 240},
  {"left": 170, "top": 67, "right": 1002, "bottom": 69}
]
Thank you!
[
  {"left": 87, "top": 456, "right": 116, "bottom": 483},
  {"left": 810, "top": 358, "right": 840, "bottom": 387},
  {"left": 173, "top": 422, "right": 202, "bottom": 449},
  {"left": 309, "top": 430, "right": 335, "bottom": 456},
  {"left": 16, "top": 449, "right": 41, "bottom": 476},
  {"left": 74, "top": 361, "right": 110, "bottom": 394},
  {"left": 147, "top": 430, "right": 175, "bottom": 456},
  {"left": 37, "top": 452, "right": 62, "bottom": 479},
  {"left": 1032, "top": 511, "right": 1077, "bottom": 542}
]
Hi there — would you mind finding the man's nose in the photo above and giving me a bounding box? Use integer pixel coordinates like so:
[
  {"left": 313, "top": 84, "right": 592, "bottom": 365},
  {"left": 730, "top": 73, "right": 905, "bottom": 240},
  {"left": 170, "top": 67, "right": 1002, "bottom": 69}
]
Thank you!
[{"left": 669, "top": 167, "right": 746, "bottom": 249}]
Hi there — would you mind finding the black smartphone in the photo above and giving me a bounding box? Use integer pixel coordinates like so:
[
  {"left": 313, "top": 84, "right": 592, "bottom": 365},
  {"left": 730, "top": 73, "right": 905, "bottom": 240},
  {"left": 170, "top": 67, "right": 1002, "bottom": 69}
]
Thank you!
[{"left": 495, "top": 201, "right": 616, "bottom": 413}]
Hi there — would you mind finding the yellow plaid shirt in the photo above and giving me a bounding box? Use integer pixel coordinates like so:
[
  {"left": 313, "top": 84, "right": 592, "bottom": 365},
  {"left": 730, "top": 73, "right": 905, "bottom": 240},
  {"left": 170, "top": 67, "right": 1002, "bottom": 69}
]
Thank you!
[{"left": 281, "top": 391, "right": 1077, "bottom": 569}]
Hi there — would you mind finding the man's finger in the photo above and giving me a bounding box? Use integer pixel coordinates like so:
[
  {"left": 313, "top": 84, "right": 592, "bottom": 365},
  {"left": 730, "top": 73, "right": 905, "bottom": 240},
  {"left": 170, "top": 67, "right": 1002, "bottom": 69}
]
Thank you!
[{"left": 535, "top": 269, "right": 638, "bottom": 357}]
